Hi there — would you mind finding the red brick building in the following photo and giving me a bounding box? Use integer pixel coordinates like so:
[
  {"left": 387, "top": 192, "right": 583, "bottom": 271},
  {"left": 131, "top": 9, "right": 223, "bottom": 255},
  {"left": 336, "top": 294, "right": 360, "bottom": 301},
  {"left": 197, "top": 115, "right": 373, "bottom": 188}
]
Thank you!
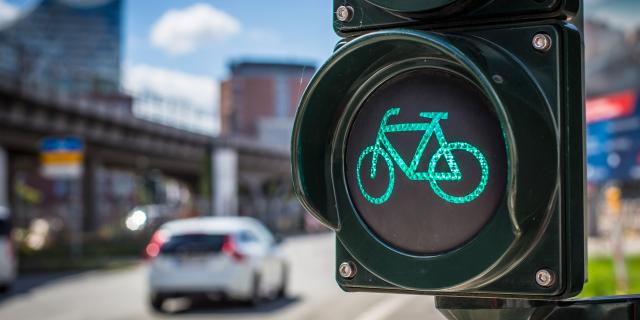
[{"left": 220, "top": 61, "right": 316, "bottom": 147}]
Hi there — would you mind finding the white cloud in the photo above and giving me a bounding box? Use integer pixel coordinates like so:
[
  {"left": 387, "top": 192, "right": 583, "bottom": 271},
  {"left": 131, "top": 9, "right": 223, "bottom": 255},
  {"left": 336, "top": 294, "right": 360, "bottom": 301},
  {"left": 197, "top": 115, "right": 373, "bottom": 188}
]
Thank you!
[
  {"left": 124, "top": 64, "right": 220, "bottom": 134},
  {"left": 0, "top": 0, "right": 19, "bottom": 27},
  {"left": 150, "top": 3, "right": 241, "bottom": 55},
  {"left": 124, "top": 64, "right": 218, "bottom": 109}
]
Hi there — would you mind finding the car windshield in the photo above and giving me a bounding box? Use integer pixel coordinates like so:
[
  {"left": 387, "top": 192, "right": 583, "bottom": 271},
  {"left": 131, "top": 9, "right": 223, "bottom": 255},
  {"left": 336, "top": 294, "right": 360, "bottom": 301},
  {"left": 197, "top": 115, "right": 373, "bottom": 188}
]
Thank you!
[{"left": 159, "top": 234, "right": 226, "bottom": 255}]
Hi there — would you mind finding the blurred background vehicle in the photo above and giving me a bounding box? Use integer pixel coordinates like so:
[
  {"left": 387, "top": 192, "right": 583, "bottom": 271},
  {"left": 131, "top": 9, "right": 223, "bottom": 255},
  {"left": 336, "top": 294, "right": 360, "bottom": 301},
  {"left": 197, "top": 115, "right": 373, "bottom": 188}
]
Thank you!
[
  {"left": 146, "top": 216, "right": 287, "bottom": 312},
  {"left": 124, "top": 203, "right": 181, "bottom": 233},
  {"left": 0, "top": 206, "right": 15, "bottom": 292}
]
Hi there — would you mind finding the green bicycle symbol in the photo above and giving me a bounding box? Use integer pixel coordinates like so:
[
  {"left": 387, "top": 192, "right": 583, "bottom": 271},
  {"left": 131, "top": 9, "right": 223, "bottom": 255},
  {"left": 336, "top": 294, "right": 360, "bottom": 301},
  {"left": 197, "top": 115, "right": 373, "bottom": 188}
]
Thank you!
[{"left": 356, "top": 108, "right": 489, "bottom": 205}]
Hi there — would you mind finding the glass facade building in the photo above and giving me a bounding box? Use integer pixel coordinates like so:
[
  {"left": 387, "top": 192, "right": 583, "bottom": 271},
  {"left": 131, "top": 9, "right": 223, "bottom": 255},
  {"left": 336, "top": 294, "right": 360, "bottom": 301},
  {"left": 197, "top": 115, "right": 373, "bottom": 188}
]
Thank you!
[
  {"left": 220, "top": 61, "right": 316, "bottom": 147},
  {"left": 0, "top": 0, "right": 121, "bottom": 96},
  {"left": 0, "top": 0, "right": 201, "bottom": 255}
]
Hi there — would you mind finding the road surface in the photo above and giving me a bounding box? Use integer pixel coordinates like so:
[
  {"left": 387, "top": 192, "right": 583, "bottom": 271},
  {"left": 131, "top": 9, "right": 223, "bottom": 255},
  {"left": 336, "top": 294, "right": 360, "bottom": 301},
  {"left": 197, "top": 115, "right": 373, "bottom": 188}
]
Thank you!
[{"left": 0, "top": 233, "right": 445, "bottom": 320}]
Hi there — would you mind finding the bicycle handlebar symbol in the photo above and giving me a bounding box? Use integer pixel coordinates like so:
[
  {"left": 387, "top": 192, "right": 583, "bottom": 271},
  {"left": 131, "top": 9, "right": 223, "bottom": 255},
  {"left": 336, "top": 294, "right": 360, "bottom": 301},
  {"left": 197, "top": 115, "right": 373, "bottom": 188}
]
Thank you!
[{"left": 356, "top": 108, "right": 489, "bottom": 205}]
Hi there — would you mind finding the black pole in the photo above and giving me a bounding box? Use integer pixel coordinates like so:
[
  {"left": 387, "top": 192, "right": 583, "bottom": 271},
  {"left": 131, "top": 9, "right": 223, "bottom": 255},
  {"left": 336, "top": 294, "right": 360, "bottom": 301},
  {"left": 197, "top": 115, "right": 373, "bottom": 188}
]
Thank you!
[{"left": 436, "top": 295, "right": 640, "bottom": 320}]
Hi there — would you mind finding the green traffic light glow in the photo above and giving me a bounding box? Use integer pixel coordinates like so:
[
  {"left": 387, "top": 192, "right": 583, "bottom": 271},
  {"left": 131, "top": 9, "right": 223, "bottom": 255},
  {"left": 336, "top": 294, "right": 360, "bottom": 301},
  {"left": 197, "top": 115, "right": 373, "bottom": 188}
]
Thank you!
[{"left": 356, "top": 108, "right": 489, "bottom": 204}]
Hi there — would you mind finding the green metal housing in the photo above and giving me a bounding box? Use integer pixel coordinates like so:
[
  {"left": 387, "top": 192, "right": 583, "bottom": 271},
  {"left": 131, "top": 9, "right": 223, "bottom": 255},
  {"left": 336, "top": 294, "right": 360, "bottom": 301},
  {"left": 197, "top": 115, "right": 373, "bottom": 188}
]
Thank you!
[
  {"left": 292, "top": 1, "right": 584, "bottom": 299},
  {"left": 334, "top": 0, "right": 579, "bottom": 36}
]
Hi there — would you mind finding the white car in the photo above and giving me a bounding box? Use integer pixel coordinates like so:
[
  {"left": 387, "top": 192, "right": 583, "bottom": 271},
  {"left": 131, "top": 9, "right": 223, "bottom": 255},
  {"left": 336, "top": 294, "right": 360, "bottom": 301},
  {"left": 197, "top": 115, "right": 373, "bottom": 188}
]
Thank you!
[
  {"left": 0, "top": 206, "right": 16, "bottom": 292},
  {"left": 146, "top": 216, "right": 288, "bottom": 311}
]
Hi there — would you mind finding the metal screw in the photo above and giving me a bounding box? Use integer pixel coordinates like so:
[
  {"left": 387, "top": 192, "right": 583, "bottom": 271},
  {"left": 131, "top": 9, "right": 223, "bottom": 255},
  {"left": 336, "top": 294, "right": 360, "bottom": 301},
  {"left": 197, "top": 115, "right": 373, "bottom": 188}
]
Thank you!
[
  {"left": 532, "top": 33, "right": 553, "bottom": 52},
  {"left": 339, "top": 261, "right": 357, "bottom": 279},
  {"left": 535, "top": 269, "right": 555, "bottom": 287},
  {"left": 336, "top": 6, "right": 354, "bottom": 22}
]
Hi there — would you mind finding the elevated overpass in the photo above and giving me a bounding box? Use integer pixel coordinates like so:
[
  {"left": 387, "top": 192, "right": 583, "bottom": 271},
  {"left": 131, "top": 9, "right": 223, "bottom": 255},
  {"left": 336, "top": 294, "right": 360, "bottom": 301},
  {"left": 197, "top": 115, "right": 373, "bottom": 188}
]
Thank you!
[{"left": 0, "top": 85, "right": 296, "bottom": 233}]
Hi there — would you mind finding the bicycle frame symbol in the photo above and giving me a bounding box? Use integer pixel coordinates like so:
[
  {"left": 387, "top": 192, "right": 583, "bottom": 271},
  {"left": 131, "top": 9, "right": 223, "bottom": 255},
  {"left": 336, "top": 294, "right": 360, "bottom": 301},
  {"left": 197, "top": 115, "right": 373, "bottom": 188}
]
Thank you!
[{"left": 356, "top": 108, "right": 489, "bottom": 205}]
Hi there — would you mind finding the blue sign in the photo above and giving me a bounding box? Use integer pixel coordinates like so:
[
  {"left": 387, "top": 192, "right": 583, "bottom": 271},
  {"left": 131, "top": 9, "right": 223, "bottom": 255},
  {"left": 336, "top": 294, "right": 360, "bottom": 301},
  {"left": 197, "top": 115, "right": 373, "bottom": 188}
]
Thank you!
[
  {"left": 587, "top": 90, "right": 640, "bottom": 184},
  {"left": 41, "top": 137, "right": 83, "bottom": 152},
  {"left": 40, "top": 137, "right": 84, "bottom": 179}
]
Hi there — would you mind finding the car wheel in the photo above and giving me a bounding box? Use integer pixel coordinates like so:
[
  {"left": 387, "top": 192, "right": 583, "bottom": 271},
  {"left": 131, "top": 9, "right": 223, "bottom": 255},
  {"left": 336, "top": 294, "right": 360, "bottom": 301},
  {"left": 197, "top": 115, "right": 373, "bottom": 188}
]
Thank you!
[
  {"left": 149, "top": 292, "right": 166, "bottom": 312},
  {"left": 247, "top": 273, "right": 262, "bottom": 307},
  {"left": 276, "top": 264, "right": 288, "bottom": 298}
]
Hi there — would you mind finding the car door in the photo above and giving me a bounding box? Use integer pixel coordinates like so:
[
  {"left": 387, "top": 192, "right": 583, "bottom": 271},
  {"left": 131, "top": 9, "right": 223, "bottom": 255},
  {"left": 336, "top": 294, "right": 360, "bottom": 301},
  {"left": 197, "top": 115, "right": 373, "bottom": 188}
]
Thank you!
[
  {"left": 237, "top": 230, "right": 273, "bottom": 290},
  {"left": 252, "top": 226, "right": 282, "bottom": 293}
]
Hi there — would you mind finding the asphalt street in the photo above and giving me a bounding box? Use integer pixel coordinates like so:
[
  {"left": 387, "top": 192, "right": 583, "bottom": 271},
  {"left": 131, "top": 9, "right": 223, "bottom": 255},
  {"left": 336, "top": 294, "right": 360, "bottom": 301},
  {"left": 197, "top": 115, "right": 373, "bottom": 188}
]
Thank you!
[{"left": 0, "top": 233, "right": 445, "bottom": 320}]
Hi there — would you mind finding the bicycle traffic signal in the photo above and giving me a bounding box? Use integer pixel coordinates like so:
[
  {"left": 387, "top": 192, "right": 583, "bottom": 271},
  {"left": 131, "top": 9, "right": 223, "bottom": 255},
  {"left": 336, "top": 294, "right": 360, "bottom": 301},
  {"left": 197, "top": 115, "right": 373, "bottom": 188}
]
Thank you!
[{"left": 292, "top": 0, "right": 585, "bottom": 298}]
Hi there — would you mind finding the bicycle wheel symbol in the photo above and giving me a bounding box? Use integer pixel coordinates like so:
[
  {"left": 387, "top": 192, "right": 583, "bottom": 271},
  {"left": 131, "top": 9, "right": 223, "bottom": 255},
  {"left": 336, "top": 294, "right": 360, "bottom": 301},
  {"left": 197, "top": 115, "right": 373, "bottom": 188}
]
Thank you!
[
  {"left": 356, "top": 146, "right": 395, "bottom": 205},
  {"left": 428, "top": 142, "right": 489, "bottom": 204}
]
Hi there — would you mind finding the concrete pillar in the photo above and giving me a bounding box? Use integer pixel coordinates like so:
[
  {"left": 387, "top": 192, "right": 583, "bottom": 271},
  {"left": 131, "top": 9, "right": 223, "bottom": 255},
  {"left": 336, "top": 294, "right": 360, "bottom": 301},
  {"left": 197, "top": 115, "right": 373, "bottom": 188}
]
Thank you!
[
  {"left": 212, "top": 147, "right": 238, "bottom": 216},
  {"left": 0, "top": 146, "right": 7, "bottom": 208}
]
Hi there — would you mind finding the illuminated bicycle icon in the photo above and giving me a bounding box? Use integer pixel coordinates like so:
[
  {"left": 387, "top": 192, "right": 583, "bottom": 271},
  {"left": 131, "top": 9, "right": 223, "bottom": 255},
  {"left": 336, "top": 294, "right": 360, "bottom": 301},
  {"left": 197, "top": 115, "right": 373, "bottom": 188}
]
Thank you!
[{"left": 356, "top": 108, "right": 489, "bottom": 205}]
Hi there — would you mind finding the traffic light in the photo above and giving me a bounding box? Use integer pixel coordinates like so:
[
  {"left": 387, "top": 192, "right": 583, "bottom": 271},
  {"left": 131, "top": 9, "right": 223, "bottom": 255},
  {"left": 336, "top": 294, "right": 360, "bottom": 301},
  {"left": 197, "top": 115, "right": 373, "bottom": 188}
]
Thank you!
[{"left": 292, "top": 0, "right": 585, "bottom": 299}]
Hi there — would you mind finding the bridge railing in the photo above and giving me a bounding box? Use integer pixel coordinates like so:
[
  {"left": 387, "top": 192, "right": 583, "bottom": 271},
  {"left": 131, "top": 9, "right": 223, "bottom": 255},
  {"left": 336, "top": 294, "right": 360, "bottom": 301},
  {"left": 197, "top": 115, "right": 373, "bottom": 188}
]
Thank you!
[{"left": 0, "top": 70, "right": 133, "bottom": 117}]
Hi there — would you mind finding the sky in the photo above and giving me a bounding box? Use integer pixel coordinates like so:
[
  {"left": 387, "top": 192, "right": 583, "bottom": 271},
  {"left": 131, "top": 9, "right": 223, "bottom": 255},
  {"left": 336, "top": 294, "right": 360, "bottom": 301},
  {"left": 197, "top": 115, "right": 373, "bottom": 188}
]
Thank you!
[
  {"left": 122, "top": 0, "right": 337, "bottom": 79},
  {"left": 1, "top": 0, "right": 337, "bottom": 77},
  {"left": 0, "top": 0, "right": 638, "bottom": 134},
  {"left": 0, "top": 0, "right": 339, "bottom": 134},
  {"left": 0, "top": 0, "right": 636, "bottom": 84}
]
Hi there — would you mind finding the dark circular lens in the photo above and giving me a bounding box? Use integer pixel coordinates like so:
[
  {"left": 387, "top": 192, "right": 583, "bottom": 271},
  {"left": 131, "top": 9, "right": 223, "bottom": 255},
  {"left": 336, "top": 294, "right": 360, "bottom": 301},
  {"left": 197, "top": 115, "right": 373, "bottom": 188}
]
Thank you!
[{"left": 345, "top": 68, "right": 507, "bottom": 255}]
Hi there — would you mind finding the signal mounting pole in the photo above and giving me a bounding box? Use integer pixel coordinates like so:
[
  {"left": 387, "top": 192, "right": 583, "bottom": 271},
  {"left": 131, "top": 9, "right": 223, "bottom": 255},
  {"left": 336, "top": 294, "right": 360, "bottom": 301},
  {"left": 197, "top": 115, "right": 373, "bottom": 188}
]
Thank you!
[{"left": 435, "top": 295, "right": 640, "bottom": 320}]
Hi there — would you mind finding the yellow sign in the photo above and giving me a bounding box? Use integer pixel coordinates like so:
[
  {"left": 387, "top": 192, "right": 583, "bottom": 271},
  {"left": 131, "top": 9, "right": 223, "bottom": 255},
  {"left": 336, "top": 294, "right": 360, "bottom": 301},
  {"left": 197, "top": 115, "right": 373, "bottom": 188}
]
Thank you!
[
  {"left": 605, "top": 186, "right": 622, "bottom": 215},
  {"left": 40, "top": 137, "right": 84, "bottom": 179},
  {"left": 40, "top": 152, "right": 83, "bottom": 165}
]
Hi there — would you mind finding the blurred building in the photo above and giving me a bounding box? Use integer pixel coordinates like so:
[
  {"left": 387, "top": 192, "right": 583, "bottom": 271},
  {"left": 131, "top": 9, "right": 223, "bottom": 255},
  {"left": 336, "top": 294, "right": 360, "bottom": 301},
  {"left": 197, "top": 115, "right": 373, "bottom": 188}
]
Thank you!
[
  {"left": 125, "top": 65, "right": 219, "bottom": 136},
  {"left": 218, "top": 61, "right": 317, "bottom": 233},
  {"left": 583, "top": 3, "right": 640, "bottom": 236},
  {"left": 129, "top": 90, "right": 218, "bottom": 136},
  {"left": 220, "top": 61, "right": 315, "bottom": 148},
  {"left": 0, "top": 0, "right": 219, "bottom": 137},
  {"left": 0, "top": 0, "right": 214, "bottom": 254},
  {"left": 0, "top": 0, "right": 122, "bottom": 96},
  {"left": 584, "top": 14, "right": 640, "bottom": 97}
]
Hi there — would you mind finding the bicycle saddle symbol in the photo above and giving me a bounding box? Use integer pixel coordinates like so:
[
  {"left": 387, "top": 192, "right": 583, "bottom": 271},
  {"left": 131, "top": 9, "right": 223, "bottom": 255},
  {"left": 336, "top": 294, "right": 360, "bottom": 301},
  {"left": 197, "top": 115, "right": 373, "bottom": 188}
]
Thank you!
[{"left": 356, "top": 108, "right": 489, "bottom": 205}]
